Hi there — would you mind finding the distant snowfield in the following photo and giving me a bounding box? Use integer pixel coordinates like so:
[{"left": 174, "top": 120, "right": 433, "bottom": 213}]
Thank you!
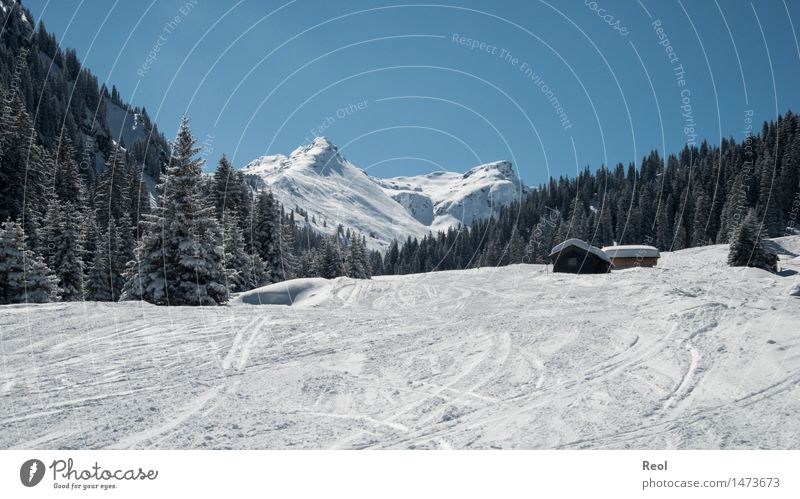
[{"left": 1, "top": 239, "right": 799, "bottom": 449}]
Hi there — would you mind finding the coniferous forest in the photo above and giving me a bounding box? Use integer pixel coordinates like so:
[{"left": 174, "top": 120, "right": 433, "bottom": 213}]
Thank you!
[{"left": 2, "top": 1, "right": 798, "bottom": 305}]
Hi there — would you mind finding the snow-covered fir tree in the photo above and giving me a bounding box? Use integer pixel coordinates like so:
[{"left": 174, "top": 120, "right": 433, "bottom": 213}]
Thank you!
[
  {"left": 40, "top": 199, "right": 85, "bottom": 300},
  {"left": 121, "top": 115, "right": 228, "bottom": 305},
  {"left": 221, "top": 211, "right": 252, "bottom": 293},
  {"left": 94, "top": 141, "right": 130, "bottom": 230},
  {"left": 211, "top": 154, "right": 251, "bottom": 227},
  {"left": 277, "top": 211, "right": 298, "bottom": 281},
  {"left": 86, "top": 222, "right": 125, "bottom": 301},
  {"left": 0, "top": 220, "right": 59, "bottom": 304},
  {"left": 345, "top": 234, "right": 371, "bottom": 279},
  {"left": 727, "top": 209, "right": 777, "bottom": 271},
  {"left": 251, "top": 189, "right": 282, "bottom": 283}
]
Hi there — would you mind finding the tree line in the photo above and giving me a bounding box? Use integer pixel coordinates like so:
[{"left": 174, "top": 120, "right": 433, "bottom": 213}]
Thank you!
[{"left": 378, "top": 111, "right": 800, "bottom": 275}]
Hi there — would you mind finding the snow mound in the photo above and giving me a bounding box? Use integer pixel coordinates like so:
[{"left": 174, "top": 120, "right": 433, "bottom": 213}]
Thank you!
[
  {"left": 766, "top": 236, "right": 800, "bottom": 257},
  {"left": 230, "top": 278, "right": 332, "bottom": 306},
  {"left": 789, "top": 283, "right": 800, "bottom": 296}
]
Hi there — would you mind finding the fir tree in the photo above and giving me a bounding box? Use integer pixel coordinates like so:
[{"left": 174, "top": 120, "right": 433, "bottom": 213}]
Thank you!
[
  {"left": 0, "top": 220, "right": 58, "bottom": 304},
  {"left": 95, "top": 141, "right": 130, "bottom": 230},
  {"left": 53, "top": 132, "right": 84, "bottom": 205},
  {"left": 345, "top": 235, "right": 371, "bottom": 279},
  {"left": 86, "top": 225, "right": 117, "bottom": 301},
  {"left": 756, "top": 152, "right": 785, "bottom": 237},
  {"left": 221, "top": 211, "right": 251, "bottom": 293},
  {"left": 210, "top": 155, "right": 251, "bottom": 226},
  {"left": 277, "top": 214, "right": 298, "bottom": 281},
  {"left": 728, "top": 209, "right": 776, "bottom": 271},
  {"left": 40, "top": 199, "right": 86, "bottom": 300},
  {"left": 251, "top": 189, "right": 282, "bottom": 283},
  {"left": 691, "top": 189, "right": 711, "bottom": 247},
  {"left": 121, "top": 115, "right": 228, "bottom": 305}
]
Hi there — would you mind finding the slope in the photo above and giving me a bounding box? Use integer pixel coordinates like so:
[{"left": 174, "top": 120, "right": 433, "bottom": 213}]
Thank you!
[{"left": 1, "top": 238, "right": 798, "bottom": 449}]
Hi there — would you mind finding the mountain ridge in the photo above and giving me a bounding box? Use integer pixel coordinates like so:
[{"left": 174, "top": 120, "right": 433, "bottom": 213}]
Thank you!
[{"left": 242, "top": 137, "right": 528, "bottom": 249}]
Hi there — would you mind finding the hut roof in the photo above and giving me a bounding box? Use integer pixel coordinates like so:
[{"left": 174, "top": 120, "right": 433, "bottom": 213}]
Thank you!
[
  {"left": 601, "top": 245, "right": 660, "bottom": 259},
  {"left": 549, "top": 238, "right": 611, "bottom": 263}
]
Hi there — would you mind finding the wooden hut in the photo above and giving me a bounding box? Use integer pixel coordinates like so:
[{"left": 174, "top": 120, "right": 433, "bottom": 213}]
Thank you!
[
  {"left": 601, "top": 245, "right": 660, "bottom": 269},
  {"left": 549, "top": 238, "right": 612, "bottom": 274}
]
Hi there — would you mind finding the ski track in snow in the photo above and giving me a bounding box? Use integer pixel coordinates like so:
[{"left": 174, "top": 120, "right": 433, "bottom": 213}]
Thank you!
[{"left": 1, "top": 239, "right": 799, "bottom": 449}]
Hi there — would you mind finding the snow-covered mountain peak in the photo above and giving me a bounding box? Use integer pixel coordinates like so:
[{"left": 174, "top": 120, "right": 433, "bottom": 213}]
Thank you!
[
  {"left": 285, "top": 136, "right": 348, "bottom": 176},
  {"left": 242, "top": 137, "right": 345, "bottom": 176},
  {"left": 242, "top": 137, "right": 527, "bottom": 249},
  {"left": 463, "top": 160, "right": 515, "bottom": 180}
]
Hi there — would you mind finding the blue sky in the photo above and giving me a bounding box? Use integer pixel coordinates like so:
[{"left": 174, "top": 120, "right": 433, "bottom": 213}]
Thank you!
[{"left": 23, "top": 0, "right": 800, "bottom": 184}]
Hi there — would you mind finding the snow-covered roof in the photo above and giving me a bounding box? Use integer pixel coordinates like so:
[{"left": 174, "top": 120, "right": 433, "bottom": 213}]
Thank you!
[
  {"left": 549, "top": 238, "right": 611, "bottom": 263},
  {"left": 601, "top": 245, "right": 660, "bottom": 259}
]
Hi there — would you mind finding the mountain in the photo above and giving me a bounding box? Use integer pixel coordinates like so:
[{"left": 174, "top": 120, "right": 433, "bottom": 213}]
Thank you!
[
  {"left": 375, "top": 160, "right": 528, "bottom": 233},
  {"left": 242, "top": 137, "right": 527, "bottom": 249}
]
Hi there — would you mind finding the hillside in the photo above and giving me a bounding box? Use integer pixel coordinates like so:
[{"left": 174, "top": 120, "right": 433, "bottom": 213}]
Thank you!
[
  {"left": 0, "top": 0, "right": 169, "bottom": 182},
  {"left": 1, "top": 237, "right": 798, "bottom": 449}
]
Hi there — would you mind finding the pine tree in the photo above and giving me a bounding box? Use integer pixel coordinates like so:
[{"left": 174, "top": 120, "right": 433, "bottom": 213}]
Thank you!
[
  {"left": 597, "top": 198, "right": 615, "bottom": 246},
  {"left": 251, "top": 189, "right": 282, "bottom": 282},
  {"left": 345, "top": 235, "right": 371, "bottom": 279},
  {"left": 53, "top": 132, "right": 85, "bottom": 205},
  {"left": 655, "top": 194, "right": 674, "bottom": 250},
  {"left": 0, "top": 89, "right": 51, "bottom": 223},
  {"left": 86, "top": 225, "right": 117, "bottom": 301},
  {"left": 277, "top": 214, "right": 298, "bottom": 281},
  {"left": 318, "top": 238, "right": 345, "bottom": 279},
  {"left": 128, "top": 165, "right": 151, "bottom": 239},
  {"left": 756, "top": 152, "right": 785, "bottom": 237},
  {"left": 94, "top": 141, "right": 129, "bottom": 230},
  {"left": 121, "top": 115, "right": 228, "bottom": 305},
  {"left": 691, "top": 189, "right": 711, "bottom": 247},
  {"left": 40, "top": 199, "right": 86, "bottom": 300},
  {"left": 210, "top": 154, "right": 251, "bottom": 225},
  {"left": 221, "top": 211, "right": 251, "bottom": 293},
  {"left": 672, "top": 213, "right": 687, "bottom": 250},
  {"left": 728, "top": 209, "right": 776, "bottom": 271},
  {"left": 0, "top": 220, "right": 59, "bottom": 304}
]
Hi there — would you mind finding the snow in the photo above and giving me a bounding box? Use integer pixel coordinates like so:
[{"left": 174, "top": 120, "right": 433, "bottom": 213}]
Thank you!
[
  {"left": 243, "top": 138, "right": 431, "bottom": 250},
  {"left": 104, "top": 98, "right": 146, "bottom": 148},
  {"left": 230, "top": 278, "right": 332, "bottom": 306},
  {"left": 243, "top": 138, "right": 527, "bottom": 249},
  {"left": 1, "top": 238, "right": 799, "bottom": 449},
  {"left": 602, "top": 245, "right": 660, "bottom": 259},
  {"left": 789, "top": 283, "right": 800, "bottom": 296},
  {"left": 375, "top": 160, "right": 528, "bottom": 233},
  {"left": 550, "top": 238, "right": 611, "bottom": 263}
]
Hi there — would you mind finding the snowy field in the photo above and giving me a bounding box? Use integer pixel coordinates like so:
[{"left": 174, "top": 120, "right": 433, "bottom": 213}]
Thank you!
[{"left": 1, "top": 239, "right": 799, "bottom": 449}]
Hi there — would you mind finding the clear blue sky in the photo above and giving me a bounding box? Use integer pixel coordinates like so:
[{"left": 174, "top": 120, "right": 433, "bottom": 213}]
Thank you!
[{"left": 23, "top": 0, "right": 800, "bottom": 184}]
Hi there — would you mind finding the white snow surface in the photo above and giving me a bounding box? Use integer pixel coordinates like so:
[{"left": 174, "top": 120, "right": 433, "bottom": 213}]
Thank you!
[
  {"left": 1, "top": 239, "right": 799, "bottom": 449},
  {"left": 230, "top": 278, "right": 332, "bottom": 307},
  {"left": 104, "top": 98, "right": 146, "bottom": 148},
  {"left": 242, "top": 138, "right": 527, "bottom": 249},
  {"left": 602, "top": 245, "right": 660, "bottom": 259}
]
